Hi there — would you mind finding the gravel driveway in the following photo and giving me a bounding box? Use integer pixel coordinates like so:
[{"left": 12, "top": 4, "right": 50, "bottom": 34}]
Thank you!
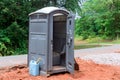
[{"left": 75, "top": 44, "right": 120, "bottom": 66}]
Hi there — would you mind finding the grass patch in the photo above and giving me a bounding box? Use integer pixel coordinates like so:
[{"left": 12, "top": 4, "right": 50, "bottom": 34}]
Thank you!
[
  {"left": 74, "top": 44, "right": 108, "bottom": 49},
  {"left": 74, "top": 37, "right": 120, "bottom": 49}
]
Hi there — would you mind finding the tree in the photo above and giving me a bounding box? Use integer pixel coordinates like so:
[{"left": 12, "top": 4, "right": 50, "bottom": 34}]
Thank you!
[{"left": 75, "top": 0, "right": 120, "bottom": 39}]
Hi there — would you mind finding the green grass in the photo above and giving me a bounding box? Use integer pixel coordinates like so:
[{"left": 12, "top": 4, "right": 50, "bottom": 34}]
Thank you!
[
  {"left": 74, "top": 44, "right": 108, "bottom": 49},
  {"left": 74, "top": 37, "right": 120, "bottom": 49}
]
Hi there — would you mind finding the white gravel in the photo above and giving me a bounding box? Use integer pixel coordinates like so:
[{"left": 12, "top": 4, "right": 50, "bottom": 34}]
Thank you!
[
  {"left": 0, "top": 55, "right": 27, "bottom": 68},
  {"left": 80, "top": 53, "right": 120, "bottom": 66}
]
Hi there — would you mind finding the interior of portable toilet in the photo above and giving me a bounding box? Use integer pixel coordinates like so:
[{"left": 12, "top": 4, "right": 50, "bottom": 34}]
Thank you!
[
  {"left": 52, "top": 13, "right": 67, "bottom": 72},
  {"left": 28, "top": 7, "right": 74, "bottom": 76}
]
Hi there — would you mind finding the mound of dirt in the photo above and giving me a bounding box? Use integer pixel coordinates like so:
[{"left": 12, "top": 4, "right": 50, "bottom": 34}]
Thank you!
[{"left": 0, "top": 58, "right": 120, "bottom": 80}]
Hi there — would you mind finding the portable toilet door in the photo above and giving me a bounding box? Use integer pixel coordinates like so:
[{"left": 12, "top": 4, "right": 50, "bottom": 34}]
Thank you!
[{"left": 66, "top": 13, "right": 75, "bottom": 74}]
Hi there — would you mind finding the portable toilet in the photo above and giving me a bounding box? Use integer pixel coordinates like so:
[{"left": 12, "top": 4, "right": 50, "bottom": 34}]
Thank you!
[{"left": 28, "top": 7, "right": 74, "bottom": 76}]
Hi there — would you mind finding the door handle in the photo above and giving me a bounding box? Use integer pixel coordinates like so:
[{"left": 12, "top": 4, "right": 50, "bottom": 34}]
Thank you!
[
  {"left": 51, "top": 40, "right": 53, "bottom": 44},
  {"left": 68, "top": 37, "right": 73, "bottom": 45}
]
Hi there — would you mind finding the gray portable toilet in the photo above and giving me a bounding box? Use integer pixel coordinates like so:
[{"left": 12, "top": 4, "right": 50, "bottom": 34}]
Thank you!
[{"left": 28, "top": 7, "right": 74, "bottom": 76}]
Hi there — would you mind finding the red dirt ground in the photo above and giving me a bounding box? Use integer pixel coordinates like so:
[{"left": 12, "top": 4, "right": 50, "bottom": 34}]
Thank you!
[
  {"left": 115, "top": 49, "right": 120, "bottom": 53},
  {"left": 0, "top": 58, "right": 120, "bottom": 80}
]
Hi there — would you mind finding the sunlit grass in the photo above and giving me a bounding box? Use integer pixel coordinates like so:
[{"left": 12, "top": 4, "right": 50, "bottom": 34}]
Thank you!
[{"left": 74, "top": 37, "right": 120, "bottom": 49}]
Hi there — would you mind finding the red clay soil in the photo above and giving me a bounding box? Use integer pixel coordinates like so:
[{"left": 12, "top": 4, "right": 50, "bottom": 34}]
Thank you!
[
  {"left": 115, "top": 49, "right": 120, "bottom": 53},
  {"left": 0, "top": 58, "right": 120, "bottom": 80}
]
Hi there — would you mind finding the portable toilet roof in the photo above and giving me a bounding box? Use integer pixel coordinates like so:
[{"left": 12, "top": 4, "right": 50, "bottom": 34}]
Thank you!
[{"left": 29, "top": 7, "right": 69, "bottom": 15}]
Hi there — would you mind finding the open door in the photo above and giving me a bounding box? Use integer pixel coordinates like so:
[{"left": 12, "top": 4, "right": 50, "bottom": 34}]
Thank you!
[{"left": 66, "top": 14, "right": 74, "bottom": 74}]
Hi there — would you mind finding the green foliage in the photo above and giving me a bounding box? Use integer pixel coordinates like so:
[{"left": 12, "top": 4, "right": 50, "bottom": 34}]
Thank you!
[
  {"left": 0, "top": 0, "right": 81, "bottom": 56},
  {"left": 75, "top": 0, "right": 120, "bottom": 40},
  {"left": 0, "top": 42, "right": 7, "bottom": 56},
  {"left": 0, "top": 0, "right": 31, "bottom": 56}
]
